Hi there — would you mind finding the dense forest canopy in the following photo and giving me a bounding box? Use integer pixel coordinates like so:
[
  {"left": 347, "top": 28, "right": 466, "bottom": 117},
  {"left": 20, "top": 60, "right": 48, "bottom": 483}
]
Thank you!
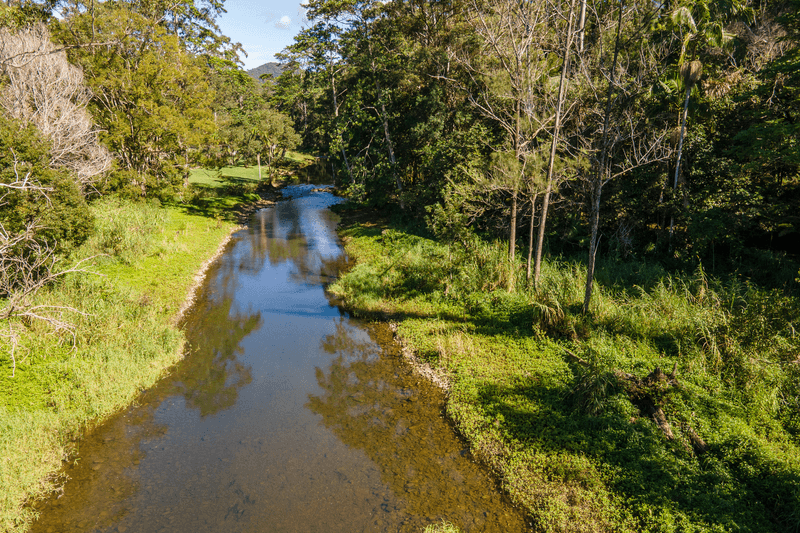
[{"left": 276, "top": 0, "right": 799, "bottom": 297}]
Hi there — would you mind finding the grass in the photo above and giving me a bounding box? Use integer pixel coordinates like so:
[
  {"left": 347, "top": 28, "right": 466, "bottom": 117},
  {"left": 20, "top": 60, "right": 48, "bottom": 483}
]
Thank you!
[
  {"left": 0, "top": 196, "right": 236, "bottom": 533},
  {"left": 329, "top": 207, "right": 800, "bottom": 533},
  {"left": 184, "top": 153, "right": 318, "bottom": 219}
]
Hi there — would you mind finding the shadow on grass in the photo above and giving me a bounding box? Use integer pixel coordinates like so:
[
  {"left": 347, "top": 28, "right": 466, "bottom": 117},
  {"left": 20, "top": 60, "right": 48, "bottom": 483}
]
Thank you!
[
  {"left": 332, "top": 213, "right": 800, "bottom": 532},
  {"left": 470, "top": 378, "right": 796, "bottom": 531}
]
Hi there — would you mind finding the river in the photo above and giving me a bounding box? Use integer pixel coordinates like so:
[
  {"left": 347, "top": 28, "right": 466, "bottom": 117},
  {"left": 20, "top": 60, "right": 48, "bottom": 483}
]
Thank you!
[{"left": 29, "top": 185, "right": 529, "bottom": 533}]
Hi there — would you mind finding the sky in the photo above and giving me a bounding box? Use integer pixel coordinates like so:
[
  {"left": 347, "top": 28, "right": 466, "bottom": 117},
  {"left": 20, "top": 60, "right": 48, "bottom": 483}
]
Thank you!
[{"left": 216, "top": 0, "right": 308, "bottom": 70}]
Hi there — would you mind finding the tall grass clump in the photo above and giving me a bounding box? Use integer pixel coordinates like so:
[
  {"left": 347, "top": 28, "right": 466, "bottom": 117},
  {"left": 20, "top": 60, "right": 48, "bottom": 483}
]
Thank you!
[
  {"left": 423, "top": 521, "right": 462, "bottom": 533},
  {"left": 80, "top": 197, "right": 168, "bottom": 264}
]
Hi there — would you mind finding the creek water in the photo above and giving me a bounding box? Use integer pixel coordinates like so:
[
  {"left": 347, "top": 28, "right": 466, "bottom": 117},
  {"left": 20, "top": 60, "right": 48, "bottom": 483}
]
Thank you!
[{"left": 29, "top": 185, "right": 529, "bottom": 533}]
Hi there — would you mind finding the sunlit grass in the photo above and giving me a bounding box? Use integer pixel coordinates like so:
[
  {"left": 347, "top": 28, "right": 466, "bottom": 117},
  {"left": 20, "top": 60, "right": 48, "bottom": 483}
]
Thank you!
[
  {"left": 0, "top": 198, "right": 236, "bottom": 533},
  {"left": 422, "top": 521, "right": 461, "bottom": 533},
  {"left": 330, "top": 211, "right": 800, "bottom": 533}
]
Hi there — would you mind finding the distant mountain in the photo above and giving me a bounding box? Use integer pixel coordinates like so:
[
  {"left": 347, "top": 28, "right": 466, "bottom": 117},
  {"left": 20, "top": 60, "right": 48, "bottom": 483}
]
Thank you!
[{"left": 246, "top": 62, "right": 283, "bottom": 83}]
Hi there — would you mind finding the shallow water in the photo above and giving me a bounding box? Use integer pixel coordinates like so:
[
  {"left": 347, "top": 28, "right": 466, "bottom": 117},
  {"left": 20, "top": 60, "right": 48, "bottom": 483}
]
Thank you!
[{"left": 29, "top": 185, "right": 530, "bottom": 533}]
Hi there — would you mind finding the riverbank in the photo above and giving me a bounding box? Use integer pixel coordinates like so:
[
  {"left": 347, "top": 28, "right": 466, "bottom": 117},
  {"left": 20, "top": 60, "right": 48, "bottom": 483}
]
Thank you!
[
  {"left": 329, "top": 207, "right": 800, "bottom": 533},
  {"left": 0, "top": 198, "right": 238, "bottom": 533}
]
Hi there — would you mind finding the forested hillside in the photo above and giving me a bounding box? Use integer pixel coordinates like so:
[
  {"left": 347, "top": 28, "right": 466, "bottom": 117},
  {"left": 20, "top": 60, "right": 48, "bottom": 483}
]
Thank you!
[{"left": 247, "top": 61, "right": 284, "bottom": 82}]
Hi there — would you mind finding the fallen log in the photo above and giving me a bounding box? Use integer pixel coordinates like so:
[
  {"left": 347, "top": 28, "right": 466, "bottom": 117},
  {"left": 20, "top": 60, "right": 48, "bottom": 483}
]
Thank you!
[{"left": 563, "top": 347, "right": 707, "bottom": 455}]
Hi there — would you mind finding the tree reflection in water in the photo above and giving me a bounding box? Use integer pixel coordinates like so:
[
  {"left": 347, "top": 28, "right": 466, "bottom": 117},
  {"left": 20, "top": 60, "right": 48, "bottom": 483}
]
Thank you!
[
  {"left": 173, "top": 238, "right": 262, "bottom": 417},
  {"left": 307, "top": 319, "right": 528, "bottom": 531},
  {"left": 174, "top": 295, "right": 260, "bottom": 417}
]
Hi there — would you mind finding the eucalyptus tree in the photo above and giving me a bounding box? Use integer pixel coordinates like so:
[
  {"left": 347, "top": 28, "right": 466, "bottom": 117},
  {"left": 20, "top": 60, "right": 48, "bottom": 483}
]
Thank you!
[
  {"left": 282, "top": 1, "right": 357, "bottom": 178},
  {"left": 577, "top": 0, "right": 672, "bottom": 313},
  {"left": 445, "top": 0, "right": 563, "bottom": 275}
]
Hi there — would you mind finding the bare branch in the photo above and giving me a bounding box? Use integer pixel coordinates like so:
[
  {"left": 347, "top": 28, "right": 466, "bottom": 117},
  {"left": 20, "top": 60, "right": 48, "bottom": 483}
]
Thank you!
[{"left": 0, "top": 24, "right": 113, "bottom": 188}]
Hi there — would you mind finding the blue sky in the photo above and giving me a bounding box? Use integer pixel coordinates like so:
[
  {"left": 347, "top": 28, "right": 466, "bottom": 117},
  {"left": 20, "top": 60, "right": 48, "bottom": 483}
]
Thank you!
[{"left": 216, "top": 0, "right": 308, "bottom": 70}]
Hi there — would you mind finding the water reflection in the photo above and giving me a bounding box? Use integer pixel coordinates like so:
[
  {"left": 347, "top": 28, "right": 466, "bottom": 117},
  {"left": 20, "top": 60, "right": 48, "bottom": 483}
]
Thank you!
[
  {"left": 29, "top": 186, "right": 529, "bottom": 533},
  {"left": 175, "top": 295, "right": 260, "bottom": 417},
  {"left": 308, "top": 320, "right": 527, "bottom": 531}
]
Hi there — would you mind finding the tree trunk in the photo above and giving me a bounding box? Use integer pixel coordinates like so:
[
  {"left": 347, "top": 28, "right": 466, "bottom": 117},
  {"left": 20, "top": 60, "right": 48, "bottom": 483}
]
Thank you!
[
  {"left": 578, "top": 0, "right": 587, "bottom": 52},
  {"left": 257, "top": 153, "right": 262, "bottom": 181},
  {"left": 582, "top": 0, "right": 624, "bottom": 315},
  {"left": 534, "top": 0, "right": 576, "bottom": 285},
  {"left": 329, "top": 61, "right": 352, "bottom": 176},
  {"left": 508, "top": 191, "right": 517, "bottom": 291},
  {"left": 526, "top": 193, "right": 538, "bottom": 283},
  {"left": 375, "top": 76, "right": 404, "bottom": 209},
  {"left": 583, "top": 180, "right": 602, "bottom": 313},
  {"left": 669, "top": 85, "right": 691, "bottom": 240}
]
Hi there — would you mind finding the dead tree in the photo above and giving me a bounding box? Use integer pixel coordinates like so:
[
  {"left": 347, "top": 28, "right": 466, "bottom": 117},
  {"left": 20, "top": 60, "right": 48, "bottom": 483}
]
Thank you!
[
  {"left": 0, "top": 24, "right": 112, "bottom": 189},
  {"left": 0, "top": 182, "right": 95, "bottom": 377}
]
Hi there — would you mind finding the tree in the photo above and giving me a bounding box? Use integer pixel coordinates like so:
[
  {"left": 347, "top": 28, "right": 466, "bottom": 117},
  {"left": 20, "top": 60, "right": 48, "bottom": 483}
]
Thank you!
[
  {"left": 665, "top": 0, "right": 753, "bottom": 236},
  {"left": 579, "top": 0, "right": 671, "bottom": 313},
  {"left": 53, "top": 3, "right": 215, "bottom": 198},
  {"left": 251, "top": 108, "right": 301, "bottom": 183},
  {"left": 534, "top": 0, "right": 576, "bottom": 286},
  {"left": 0, "top": 24, "right": 112, "bottom": 189},
  {"left": 0, "top": 114, "right": 95, "bottom": 377},
  {"left": 446, "top": 0, "right": 557, "bottom": 275}
]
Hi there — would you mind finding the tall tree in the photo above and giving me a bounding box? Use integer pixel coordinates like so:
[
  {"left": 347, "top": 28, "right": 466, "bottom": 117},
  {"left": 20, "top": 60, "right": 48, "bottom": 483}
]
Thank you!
[
  {"left": 447, "top": 0, "right": 555, "bottom": 272},
  {"left": 579, "top": 0, "right": 671, "bottom": 313},
  {"left": 53, "top": 4, "right": 215, "bottom": 197},
  {"left": 534, "top": 0, "right": 577, "bottom": 286}
]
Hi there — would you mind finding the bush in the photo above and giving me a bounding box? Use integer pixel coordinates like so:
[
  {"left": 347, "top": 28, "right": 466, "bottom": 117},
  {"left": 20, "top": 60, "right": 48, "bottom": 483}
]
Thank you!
[
  {"left": 82, "top": 197, "right": 167, "bottom": 264},
  {"left": 0, "top": 114, "right": 93, "bottom": 255}
]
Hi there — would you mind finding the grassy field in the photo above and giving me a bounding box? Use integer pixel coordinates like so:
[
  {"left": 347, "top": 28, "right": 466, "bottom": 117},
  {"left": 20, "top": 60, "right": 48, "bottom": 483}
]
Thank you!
[
  {"left": 0, "top": 195, "right": 237, "bottom": 533},
  {"left": 328, "top": 207, "right": 800, "bottom": 533},
  {"left": 185, "top": 153, "right": 318, "bottom": 219}
]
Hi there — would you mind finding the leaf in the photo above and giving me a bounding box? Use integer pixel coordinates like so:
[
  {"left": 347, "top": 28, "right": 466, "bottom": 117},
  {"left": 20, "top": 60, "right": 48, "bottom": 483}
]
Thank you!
[{"left": 671, "top": 6, "right": 697, "bottom": 32}]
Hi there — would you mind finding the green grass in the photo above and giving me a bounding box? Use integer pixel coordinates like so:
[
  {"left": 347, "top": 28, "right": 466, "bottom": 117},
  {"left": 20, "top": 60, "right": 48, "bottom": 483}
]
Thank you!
[
  {"left": 184, "top": 154, "right": 317, "bottom": 219},
  {"left": 423, "top": 521, "right": 462, "bottom": 533},
  {"left": 0, "top": 197, "right": 236, "bottom": 533},
  {"left": 329, "top": 209, "right": 800, "bottom": 533},
  {"left": 189, "top": 152, "right": 315, "bottom": 187}
]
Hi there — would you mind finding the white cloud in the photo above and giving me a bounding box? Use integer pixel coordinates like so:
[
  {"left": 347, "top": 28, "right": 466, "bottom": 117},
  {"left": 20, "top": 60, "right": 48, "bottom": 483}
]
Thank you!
[{"left": 275, "top": 16, "right": 291, "bottom": 29}]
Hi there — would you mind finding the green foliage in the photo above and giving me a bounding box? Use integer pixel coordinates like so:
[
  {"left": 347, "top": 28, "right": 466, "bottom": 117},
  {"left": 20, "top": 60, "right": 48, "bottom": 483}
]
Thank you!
[
  {"left": 0, "top": 114, "right": 92, "bottom": 256},
  {"left": 0, "top": 2, "right": 50, "bottom": 29},
  {"left": 53, "top": 4, "right": 215, "bottom": 199},
  {"left": 331, "top": 216, "right": 800, "bottom": 532}
]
